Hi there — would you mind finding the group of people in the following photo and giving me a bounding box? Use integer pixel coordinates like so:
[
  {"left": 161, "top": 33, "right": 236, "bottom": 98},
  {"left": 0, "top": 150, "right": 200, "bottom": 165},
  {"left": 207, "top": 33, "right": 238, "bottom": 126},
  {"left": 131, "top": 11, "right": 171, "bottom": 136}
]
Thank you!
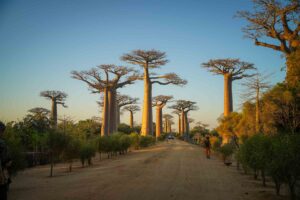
[{"left": 0, "top": 122, "right": 11, "bottom": 200}]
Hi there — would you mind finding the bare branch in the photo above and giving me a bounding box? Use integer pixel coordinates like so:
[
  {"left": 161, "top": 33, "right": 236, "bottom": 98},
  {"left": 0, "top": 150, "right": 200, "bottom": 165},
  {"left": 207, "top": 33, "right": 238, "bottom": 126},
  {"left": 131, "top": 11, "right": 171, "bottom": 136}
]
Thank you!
[
  {"left": 152, "top": 95, "right": 173, "bottom": 107},
  {"left": 201, "top": 58, "right": 256, "bottom": 80},
  {"left": 121, "top": 49, "right": 168, "bottom": 68},
  {"left": 122, "top": 105, "right": 140, "bottom": 113}
]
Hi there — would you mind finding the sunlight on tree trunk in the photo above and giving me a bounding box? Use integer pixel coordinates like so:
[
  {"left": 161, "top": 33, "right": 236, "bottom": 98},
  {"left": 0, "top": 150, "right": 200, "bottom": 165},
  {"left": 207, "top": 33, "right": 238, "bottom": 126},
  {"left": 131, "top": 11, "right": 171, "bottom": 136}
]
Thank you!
[
  {"left": 156, "top": 107, "right": 162, "bottom": 138},
  {"left": 141, "top": 67, "right": 153, "bottom": 136},
  {"left": 224, "top": 73, "right": 233, "bottom": 117},
  {"left": 129, "top": 111, "right": 133, "bottom": 128},
  {"left": 101, "top": 88, "right": 110, "bottom": 136}
]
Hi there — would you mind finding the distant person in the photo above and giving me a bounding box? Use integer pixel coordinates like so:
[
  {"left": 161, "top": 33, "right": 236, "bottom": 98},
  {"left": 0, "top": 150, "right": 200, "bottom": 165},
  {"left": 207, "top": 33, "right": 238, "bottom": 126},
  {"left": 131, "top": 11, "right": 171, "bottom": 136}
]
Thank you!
[
  {"left": 204, "top": 135, "right": 211, "bottom": 159},
  {"left": 0, "top": 122, "right": 11, "bottom": 200}
]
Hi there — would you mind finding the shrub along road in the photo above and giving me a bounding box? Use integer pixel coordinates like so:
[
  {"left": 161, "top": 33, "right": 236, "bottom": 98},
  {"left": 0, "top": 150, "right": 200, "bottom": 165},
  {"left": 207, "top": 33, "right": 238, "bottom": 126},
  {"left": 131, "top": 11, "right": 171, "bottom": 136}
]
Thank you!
[{"left": 9, "top": 140, "right": 286, "bottom": 200}]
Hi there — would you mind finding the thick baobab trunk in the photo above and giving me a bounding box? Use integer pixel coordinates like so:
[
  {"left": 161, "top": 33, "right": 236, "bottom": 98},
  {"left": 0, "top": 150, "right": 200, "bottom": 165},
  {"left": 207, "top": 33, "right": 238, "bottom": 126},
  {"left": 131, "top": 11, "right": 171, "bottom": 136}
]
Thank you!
[
  {"left": 184, "top": 113, "right": 189, "bottom": 134},
  {"left": 51, "top": 99, "right": 57, "bottom": 127},
  {"left": 155, "top": 107, "right": 162, "bottom": 138},
  {"left": 141, "top": 68, "right": 153, "bottom": 136},
  {"left": 129, "top": 111, "right": 134, "bottom": 128},
  {"left": 224, "top": 73, "right": 233, "bottom": 117},
  {"left": 169, "top": 123, "right": 172, "bottom": 133},
  {"left": 255, "top": 87, "right": 260, "bottom": 133},
  {"left": 223, "top": 73, "right": 233, "bottom": 144},
  {"left": 178, "top": 115, "right": 181, "bottom": 134},
  {"left": 180, "top": 111, "right": 185, "bottom": 135},
  {"left": 116, "top": 106, "right": 121, "bottom": 127},
  {"left": 108, "top": 89, "right": 117, "bottom": 134},
  {"left": 101, "top": 88, "right": 110, "bottom": 136},
  {"left": 167, "top": 122, "right": 171, "bottom": 133},
  {"left": 165, "top": 119, "right": 168, "bottom": 133}
]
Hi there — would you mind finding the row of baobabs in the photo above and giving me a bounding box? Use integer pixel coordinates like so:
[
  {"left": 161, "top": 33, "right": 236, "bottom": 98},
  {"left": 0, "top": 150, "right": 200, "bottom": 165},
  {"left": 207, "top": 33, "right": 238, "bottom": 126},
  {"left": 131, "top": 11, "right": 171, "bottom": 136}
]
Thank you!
[
  {"left": 40, "top": 0, "right": 300, "bottom": 142},
  {"left": 40, "top": 49, "right": 257, "bottom": 141}
]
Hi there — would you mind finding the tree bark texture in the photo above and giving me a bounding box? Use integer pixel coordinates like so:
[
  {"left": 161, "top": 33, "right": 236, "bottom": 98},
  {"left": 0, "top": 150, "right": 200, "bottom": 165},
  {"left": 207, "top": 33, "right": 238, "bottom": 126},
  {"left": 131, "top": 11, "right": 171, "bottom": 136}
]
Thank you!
[
  {"left": 101, "top": 88, "right": 110, "bottom": 136},
  {"left": 224, "top": 73, "right": 233, "bottom": 117},
  {"left": 51, "top": 99, "right": 57, "bottom": 128},
  {"left": 129, "top": 111, "right": 133, "bottom": 128},
  {"left": 108, "top": 89, "right": 117, "bottom": 134},
  {"left": 156, "top": 107, "right": 163, "bottom": 138},
  {"left": 141, "top": 68, "right": 153, "bottom": 136}
]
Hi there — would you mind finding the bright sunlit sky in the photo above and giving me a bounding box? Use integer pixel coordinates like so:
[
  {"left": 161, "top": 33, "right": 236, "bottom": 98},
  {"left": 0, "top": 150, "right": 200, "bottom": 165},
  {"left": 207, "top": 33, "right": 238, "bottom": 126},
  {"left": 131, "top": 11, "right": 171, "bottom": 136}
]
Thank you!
[{"left": 0, "top": 0, "right": 285, "bottom": 129}]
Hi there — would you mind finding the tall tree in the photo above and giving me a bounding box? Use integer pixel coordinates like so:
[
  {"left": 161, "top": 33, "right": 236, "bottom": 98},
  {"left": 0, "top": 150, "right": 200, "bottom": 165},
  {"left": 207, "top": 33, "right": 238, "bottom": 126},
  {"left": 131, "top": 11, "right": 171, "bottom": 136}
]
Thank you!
[
  {"left": 202, "top": 59, "right": 255, "bottom": 116},
  {"left": 122, "top": 49, "right": 187, "bottom": 136},
  {"left": 163, "top": 114, "right": 173, "bottom": 133},
  {"left": 116, "top": 94, "right": 139, "bottom": 126},
  {"left": 71, "top": 65, "right": 139, "bottom": 136},
  {"left": 187, "top": 118, "right": 195, "bottom": 134},
  {"left": 152, "top": 95, "right": 173, "bottom": 138},
  {"left": 237, "top": 0, "right": 300, "bottom": 84},
  {"left": 169, "top": 100, "right": 198, "bottom": 136},
  {"left": 97, "top": 93, "right": 138, "bottom": 126},
  {"left": 122, "top": 105, "right": 140, "bottom": 128},
  {"left": 172, "top": 110, "right": 182, "bottom": 134},
  {"left": 40, "top": 91, "right": 67, "bottom": 127},
  {"left": 242, "top": 72, "right": 271, "bottom": 133}
]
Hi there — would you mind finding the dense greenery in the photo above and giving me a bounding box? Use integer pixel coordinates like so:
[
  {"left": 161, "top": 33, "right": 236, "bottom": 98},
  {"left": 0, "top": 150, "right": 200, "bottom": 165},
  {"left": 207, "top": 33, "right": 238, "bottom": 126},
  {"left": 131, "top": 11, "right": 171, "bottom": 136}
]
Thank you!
[
  {"left": 1, "top": 113, "right": 155, "bottom": 177},
  {"left": 215, "top": 81, "right": 300, "bottom": 199}
]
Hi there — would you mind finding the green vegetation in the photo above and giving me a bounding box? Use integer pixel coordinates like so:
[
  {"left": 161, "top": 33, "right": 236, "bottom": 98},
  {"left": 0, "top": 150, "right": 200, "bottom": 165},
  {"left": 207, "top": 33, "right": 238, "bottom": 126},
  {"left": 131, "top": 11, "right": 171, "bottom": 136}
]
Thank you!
[
  {"left": 1, "top": 111, "right": 156, "bottom": 177},
  {"left": 215, "top": 82, "right": 300, "bottom": 199}
]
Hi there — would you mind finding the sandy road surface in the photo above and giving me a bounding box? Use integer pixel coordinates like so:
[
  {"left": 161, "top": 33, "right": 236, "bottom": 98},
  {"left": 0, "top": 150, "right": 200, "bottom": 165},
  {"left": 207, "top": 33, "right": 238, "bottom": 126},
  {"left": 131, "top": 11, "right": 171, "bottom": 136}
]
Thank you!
[{"left": 9, "top": 140, "right": 286, "bottom": 200}]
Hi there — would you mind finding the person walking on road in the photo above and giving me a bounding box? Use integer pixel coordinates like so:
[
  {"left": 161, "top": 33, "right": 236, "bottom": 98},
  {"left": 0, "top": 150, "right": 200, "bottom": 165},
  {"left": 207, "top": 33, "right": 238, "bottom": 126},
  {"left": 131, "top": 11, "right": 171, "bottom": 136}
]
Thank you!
[
  {"left": 0, "top": 122, "right": 12, "bottom": 200},
  {"left": 204, "top": 135, "right": 211, "bottom": 159}
]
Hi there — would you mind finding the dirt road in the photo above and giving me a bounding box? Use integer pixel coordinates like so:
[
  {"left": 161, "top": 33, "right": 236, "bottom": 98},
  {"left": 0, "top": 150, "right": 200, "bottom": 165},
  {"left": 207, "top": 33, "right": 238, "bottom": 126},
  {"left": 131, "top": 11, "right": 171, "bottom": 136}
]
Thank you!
[{"left": 9, "top": 140, "right": 286, "bottom": 200}]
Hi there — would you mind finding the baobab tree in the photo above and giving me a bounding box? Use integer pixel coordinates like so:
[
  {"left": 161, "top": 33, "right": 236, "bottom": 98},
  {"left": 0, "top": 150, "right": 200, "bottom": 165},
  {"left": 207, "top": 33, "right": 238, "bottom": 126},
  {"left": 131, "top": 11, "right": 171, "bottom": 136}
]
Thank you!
[
  {"left": 71, "top": 65, "right": 139, "bottom": 136},
  {"left": 202, "top": 59, "right": 255, "bottom": 117},
  {"left": 242, "top": 72, "right": 271, "bottom": 133},
  {"left": 97, "top": 93, "right": 138, "bottom": 126},
  {"left": 163, "top": 114, "right": 173, "bottom": 133},
  {"left": 116, "top": 94, "right": 139, "bottom": 126},
  {"left": 122, "top": 49, "right": 187, "bottom": 136},
  {"left": 187, "top": 118, "right": 195, "bottom": 134},
  {"left": 122, "top": 105, "right": 140, "bottom": 128},
  {"left": 40, "top": 90, "right": 67, "bottom": 127},
  {"left": 172, "top": 110, "right": 181, "bottom": 133},
  {"left": 169, "top": 100, "right": 198, "bottom": 136},
  {"left": 237, "top": 0, "right": 300, "bottom": 84},
  {"left": 152, "top": 95, "right": 173, "bottom": 138}
]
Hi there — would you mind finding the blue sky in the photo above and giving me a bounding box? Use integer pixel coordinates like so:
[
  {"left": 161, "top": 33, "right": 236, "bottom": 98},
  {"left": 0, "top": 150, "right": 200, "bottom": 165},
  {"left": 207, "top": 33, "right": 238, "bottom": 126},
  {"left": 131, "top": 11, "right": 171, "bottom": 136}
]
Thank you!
[{"left": 0, "top": 0, "right": 285, "bottom": 129}]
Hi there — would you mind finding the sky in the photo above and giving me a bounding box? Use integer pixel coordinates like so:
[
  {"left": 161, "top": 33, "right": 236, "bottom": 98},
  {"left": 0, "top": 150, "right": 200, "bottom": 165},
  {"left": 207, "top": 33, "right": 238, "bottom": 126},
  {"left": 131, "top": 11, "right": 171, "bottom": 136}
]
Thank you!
[{"left": 0, "top": 0, "right": 285, "bottom": 129}]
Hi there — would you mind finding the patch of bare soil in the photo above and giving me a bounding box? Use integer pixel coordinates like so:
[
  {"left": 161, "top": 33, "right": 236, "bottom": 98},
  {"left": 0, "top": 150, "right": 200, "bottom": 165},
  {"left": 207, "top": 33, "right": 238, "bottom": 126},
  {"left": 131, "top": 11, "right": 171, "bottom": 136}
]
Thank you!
[{"left": 9, "top": 140, "right": 288, "bottom": 200}]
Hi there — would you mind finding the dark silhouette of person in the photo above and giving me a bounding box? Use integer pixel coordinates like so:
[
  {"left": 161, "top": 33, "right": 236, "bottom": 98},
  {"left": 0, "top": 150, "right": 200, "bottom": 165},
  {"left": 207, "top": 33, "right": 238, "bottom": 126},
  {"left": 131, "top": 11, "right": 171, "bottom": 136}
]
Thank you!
[
  {"left": 204, "top": 135, "right": 211, "bottom": 159},
  {"left": 0, "top": 122, "right": 11, "bottom": 200}
]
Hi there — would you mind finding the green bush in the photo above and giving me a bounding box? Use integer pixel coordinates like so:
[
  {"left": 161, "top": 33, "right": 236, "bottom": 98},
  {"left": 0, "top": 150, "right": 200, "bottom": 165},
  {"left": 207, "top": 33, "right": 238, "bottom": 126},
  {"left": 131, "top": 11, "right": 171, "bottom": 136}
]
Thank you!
[
  {"left": 139, "top": 135, "right": 155, "bottom": 147},
  {"left": 47, "top": 131, "right": 70, "bottom": 176},
  {"left": 4, "top": 126, "right": 27, "bottom": 175},
  {"left": 79, "top": 142, "right": 96, "bottom": 167},
  {"left": 119, "top": 134, "right": 131, "bottom": 154},
  {"left": 157, "top": 133, "right": 167, "bottom": 141},
  {"left": 238, "top": 134, "right": 271, "bottom": 184},
  {"left": 117, "top": 123, "right": 133, "bottom": 134},
  {"left": 129, "top": 132, "right": 140, "bottom": 149},
  {"left": 62, "top": 138, "right": 81, "bottom": 172},
  {"left": 268, "top": 135, "right": 300, "bottom": 198},
  {"left": 218, "top": 143, "right": 235, "bottom": 162},
  {"left": 236, "top": 134, "right": 300, "bottom": 199}
]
